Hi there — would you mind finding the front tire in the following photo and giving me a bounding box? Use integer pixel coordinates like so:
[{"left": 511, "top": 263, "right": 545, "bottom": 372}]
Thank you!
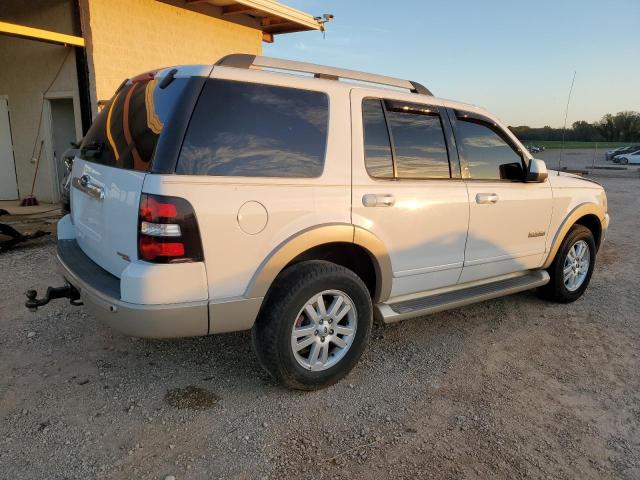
[
  {"left": 252, "top": 261, "right": 373, "bottom": 390},
  {"left": 538, "top": 224, "right": 596, "bottom": 303}
]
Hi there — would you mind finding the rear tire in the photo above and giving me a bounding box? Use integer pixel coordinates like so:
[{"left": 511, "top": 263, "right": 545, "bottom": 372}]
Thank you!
[
  {"left": 537, "top": 224, "right": 596, "bottom": 303},
  {"left": 252, "top": 260, "right": 372, "bottom": 390}
]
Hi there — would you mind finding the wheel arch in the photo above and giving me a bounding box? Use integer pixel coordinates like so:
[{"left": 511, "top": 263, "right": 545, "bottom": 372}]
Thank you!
[
  {"left": 244, "top": 224, "right": 392, "bottom": 303},
  {"left": 543, "top": 203, "right": 606, "bottom": 269}
]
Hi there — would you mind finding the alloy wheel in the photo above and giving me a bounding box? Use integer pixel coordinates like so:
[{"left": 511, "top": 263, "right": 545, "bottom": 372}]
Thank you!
[
  {"left": 563, "top": 240, "right": 591, "bottom": 292},
  {"left": 290, "top": 290, "right": 357, "bottom": 371}
]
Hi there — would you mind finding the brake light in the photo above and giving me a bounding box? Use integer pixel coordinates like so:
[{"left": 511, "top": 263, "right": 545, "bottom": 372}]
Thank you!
[
  {"left": 139, "top": 236, "right": 185, "bottom": 258},
  {"left": 137, "top": 193, "right": 203, "bottom": 263},
  {"left": 139, "top": 196, "right": 178, "bottom": 221}
]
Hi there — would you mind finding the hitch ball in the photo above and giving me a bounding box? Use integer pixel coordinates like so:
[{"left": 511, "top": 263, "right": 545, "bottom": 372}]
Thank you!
[
  {"left": 25, "top": 290, "right": 39, "bottom": 312},
  {"left": 24, "top": 284, "right": 82, "bottom": 311}
]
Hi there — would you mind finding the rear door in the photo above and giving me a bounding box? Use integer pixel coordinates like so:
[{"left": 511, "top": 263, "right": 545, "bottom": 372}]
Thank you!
[
  {"left": 71, "top": 68, "right": 204, "bottom": 277},
  {"left": 351, "top": 89, "right": 470, "bottom": 299}
]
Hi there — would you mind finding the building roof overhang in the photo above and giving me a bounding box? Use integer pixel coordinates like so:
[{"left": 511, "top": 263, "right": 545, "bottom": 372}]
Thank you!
[{"left": 169, "top": 0, "right": 324, "bottom": 42}]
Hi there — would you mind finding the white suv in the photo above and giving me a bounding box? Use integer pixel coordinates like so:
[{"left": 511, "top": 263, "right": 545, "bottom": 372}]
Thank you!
[{"left": 27, "top": 55, "right": 609, "bottom": 390}]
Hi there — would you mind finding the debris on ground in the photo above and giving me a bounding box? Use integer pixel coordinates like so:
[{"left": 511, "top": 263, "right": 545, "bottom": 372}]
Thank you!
[{"left": 0, "top": 222, "right": 49, "bottom": 253}]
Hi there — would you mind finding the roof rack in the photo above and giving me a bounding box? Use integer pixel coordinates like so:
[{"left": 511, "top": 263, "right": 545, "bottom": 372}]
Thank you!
[{"left": 215, "top": 54, "right": 433, "bottom": 96}]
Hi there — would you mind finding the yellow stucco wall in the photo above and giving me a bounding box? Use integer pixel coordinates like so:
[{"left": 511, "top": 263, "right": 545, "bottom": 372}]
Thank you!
[
  {"left": 1, "top": 0, "right": 263, "bottom": 201},
  {"left": 80, "top": 0, "right": 263, "bottom": 113},
  {"left": 0, "top": 0, "right": 81, "bottom": 202}
]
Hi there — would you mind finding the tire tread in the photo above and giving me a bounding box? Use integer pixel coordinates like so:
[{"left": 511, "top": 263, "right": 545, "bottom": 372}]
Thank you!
[{"left": 253, "top": 260, "right": 372, "bottom": 390}]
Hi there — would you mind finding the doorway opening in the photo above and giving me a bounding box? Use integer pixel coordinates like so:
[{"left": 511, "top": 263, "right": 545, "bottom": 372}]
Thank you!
[{"left": 45, "top": 94, "right": 81, "bottom": 201}]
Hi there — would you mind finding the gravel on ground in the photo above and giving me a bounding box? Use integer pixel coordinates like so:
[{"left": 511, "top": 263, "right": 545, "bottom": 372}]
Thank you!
[{"left": 1, "top": 174, "right": 638, "bottom": 479}]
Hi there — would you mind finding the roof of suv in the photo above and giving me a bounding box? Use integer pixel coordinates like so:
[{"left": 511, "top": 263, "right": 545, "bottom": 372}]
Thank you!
[
  {"left": 209, "top": 55, "right": 494, "bottom": 118},
  {"left": 154, "top": 55, "right": 526, "bottom": 156}
]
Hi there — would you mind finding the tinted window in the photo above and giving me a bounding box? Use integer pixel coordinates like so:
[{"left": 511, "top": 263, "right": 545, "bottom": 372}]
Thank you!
[
  {"left": 80, "top": 77, "right": 190, "bottom": 171},
  {"left": 177, "top": 79, "right": 328, "bottom": 177},
  {"left": 386, "top": 106, "right": 450, "bottom": 179},
  {"left": 456, "top": 118, "right": 524, "bottom": 180},
  {"left": 362, "top": 99, "right": 393, "bottom": 178}
]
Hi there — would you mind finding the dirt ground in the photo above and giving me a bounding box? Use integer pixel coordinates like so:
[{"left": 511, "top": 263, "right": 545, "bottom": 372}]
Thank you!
[{"left": 1, "top": 173, "right": 639, "bottom": 480}]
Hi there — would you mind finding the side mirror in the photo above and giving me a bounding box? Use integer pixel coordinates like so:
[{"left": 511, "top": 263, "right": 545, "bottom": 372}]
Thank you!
[{"left": 526, "top": 158, "right": 548, "bottom": 182}]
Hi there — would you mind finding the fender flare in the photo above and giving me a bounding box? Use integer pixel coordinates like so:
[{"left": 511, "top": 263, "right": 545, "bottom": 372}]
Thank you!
[
  {"left": 542, "top": 203, "right": 607, "bottom": 269},
  {"left": 244, "top": 224, "right": 393, "bottom": 302}
]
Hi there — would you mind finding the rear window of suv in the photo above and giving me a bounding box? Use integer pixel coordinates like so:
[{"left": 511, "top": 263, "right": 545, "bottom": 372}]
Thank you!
[
  {"left": 79, "top": 75, "right": 191, "bottom": 171},
  {"left": 176, "top": 79, "right": 329, "bottom": 178},
  {"left": 362, "top": 98, "right": 451, "bottom": 179}
]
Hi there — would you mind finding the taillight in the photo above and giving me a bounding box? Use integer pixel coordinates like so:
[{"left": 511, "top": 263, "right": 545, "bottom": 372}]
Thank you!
[{"left": 138, "top": 193, "right": 203, "bottom": 263}]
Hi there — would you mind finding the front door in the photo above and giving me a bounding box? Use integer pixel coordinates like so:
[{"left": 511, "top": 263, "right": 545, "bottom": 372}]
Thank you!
[
  {"left": 350, "top": 89, "right": 470, "bottom": 299},
  {"left": 0, "top": 96, "right": 19, "bottom": 200},
  {"left": 449, "top": 109, "right": 553, "bottom": 283}
]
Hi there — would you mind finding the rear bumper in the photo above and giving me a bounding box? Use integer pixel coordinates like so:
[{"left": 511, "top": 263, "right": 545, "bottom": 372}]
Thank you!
[{"left": 57, "top": 239, "right": 208, "bottom": 338}]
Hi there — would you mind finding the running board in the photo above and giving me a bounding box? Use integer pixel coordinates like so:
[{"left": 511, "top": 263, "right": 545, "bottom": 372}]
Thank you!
[{"left": 377, "top": 270, "right": 550, "bottom": 324}]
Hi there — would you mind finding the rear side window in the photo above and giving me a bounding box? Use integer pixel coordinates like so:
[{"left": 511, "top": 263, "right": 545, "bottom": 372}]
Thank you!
[
  {"left": 80, "top": 77, "right": 190, "bottom": 171},
  {"left": 177, "top": 79, "right": 329, "bottom": 178},
  {"left": 362, "top": 98, "right": 451, "bottom": 179},
  {"left": 362, "top": 99, "right": 394, "bottom": 178},
  {"left": 455, "top": 115, "right": 524, "bottom": 180},
  {"left": 385, "top": 105, "right": 450, "bottom": 179}
]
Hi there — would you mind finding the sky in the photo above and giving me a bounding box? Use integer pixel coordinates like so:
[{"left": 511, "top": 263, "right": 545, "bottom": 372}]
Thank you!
[{"left": 265, "top": 0, "right": 640, "bottom": 127}]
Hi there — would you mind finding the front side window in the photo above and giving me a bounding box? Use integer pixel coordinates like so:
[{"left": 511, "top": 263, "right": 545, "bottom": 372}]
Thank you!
[
  {"left": 177, "top": 79, "right": 329, "bottom": 178},
  {"left": 455, "top": 116, "right": 524, "bottom": 180},
  {"left": 361, "top": 98, "right": 451, "bottom": 179}
]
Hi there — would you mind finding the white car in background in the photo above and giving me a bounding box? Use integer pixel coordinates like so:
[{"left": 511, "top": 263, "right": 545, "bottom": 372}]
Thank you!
[
  {"left": 605, "top": 146, "right": 627, "bottom": 161},
  {"left": 613, "top": 150, "right": 640, "bottom": 165}
]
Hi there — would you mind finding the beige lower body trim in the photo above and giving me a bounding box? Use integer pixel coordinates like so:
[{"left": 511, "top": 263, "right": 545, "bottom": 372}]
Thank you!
[
  {"left": 208, "top": 297, "right": 264, "bottom": 334},
  {"left": 84, "top": 296, "right": 209, "bottom": 339},
  {"left": 245, "top": 223, "right": 393, "bottom": 303},
  {"left": 245, "top": 224, "right": 355, "bottom": 299},
  {"left": 542, "top": 204, "right": 608, "bottom": 269},
  {"left": 59, "top": 256, "right": 209, "bottom": 339},
  {"left": 353, "top": 227, "right": 392, "bottom": 302}
]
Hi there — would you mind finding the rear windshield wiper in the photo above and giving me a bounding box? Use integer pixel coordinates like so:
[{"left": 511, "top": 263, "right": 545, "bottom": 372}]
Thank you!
[{"left": 80, "top": 141, "right": 105, "bottom": 159}]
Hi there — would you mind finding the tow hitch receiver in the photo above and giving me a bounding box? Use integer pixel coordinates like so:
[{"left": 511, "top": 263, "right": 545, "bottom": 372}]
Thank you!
[{"left": 25, "top": 283, "right": 83, "bottom": 311}]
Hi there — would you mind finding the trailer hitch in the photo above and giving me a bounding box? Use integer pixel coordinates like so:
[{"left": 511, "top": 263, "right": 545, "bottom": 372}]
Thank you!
[{"left": 25, "top": 283, "right": 83, "bottom": 311}]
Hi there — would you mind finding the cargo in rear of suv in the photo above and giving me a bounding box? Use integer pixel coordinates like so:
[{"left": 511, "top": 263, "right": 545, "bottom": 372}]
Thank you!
[{"left": 27, "top": 55, "right": 609, "bottom": 390}]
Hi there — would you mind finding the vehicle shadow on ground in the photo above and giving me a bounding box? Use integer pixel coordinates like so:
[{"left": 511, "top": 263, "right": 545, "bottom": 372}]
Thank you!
[
  {"left": 141, "top": 231, "right": 544, "bottom": 385},
  {"left": 119, "top": 287, "right": 549, "bottom": 399}
]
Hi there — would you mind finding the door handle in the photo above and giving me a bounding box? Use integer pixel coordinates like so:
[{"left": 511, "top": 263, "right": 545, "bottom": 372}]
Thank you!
[
  {"left": 476, "top": 193, "right": 499, "bottom": 204},
  {"left": 362, "top": 193, "right": 395, "bottom": 207},
  {"left": 72, "top": 174, "right": 104, "bottom": 200}
]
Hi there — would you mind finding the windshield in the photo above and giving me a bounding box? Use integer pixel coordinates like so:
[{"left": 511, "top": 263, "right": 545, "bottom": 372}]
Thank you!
[{"left": 79, "top": 76, "right": 190, "bottom": 171}]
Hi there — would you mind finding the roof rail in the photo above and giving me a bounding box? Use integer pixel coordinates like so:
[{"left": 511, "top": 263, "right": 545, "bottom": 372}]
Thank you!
[{"left": 215, "top": 54, "right": 433, "bottom": 96}]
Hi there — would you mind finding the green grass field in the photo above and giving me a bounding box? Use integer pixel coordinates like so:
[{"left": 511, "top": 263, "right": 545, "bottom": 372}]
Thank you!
[{"left": 523, "top": 141, "right": 636, "bottom": 149}]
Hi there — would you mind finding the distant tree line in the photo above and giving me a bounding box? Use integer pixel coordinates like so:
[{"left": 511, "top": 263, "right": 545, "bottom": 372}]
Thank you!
[{"left": 509, "top": 111, "right": 640, "bottom": 142}]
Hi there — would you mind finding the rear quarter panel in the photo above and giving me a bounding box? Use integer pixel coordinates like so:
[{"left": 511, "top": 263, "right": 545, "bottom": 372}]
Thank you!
[{"left": 143, "top": 70, "right": 352, "bottom": 301}]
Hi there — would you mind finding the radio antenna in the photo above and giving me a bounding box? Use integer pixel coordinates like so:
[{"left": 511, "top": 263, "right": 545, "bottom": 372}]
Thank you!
[{"left": 558, "top": 71, "right": 576, "bottom": 175}]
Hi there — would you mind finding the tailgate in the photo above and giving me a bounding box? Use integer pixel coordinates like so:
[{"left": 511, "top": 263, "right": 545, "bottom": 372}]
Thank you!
[
  {"left": 69, "top": 66, "right": 209, "bottom": 277},
  {"left": 71, "top": 159, "right": 144, "bottom": 277}
]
